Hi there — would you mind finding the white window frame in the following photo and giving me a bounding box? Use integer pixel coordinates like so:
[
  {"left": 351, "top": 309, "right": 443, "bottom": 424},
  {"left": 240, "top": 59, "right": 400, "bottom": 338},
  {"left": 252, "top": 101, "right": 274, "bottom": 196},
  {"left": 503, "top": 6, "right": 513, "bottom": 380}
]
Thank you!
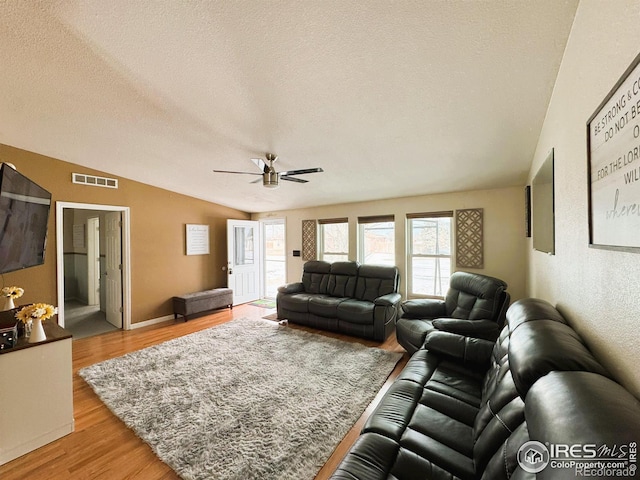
[
  {"left": 407, "top": 212, "right": 453, "bottom": 298},
  {"left": 319, "top": 218, "right": 349, "bottom": 262},
  {"left": 357, "top": 215, "right": 395, "bottom": 266}
]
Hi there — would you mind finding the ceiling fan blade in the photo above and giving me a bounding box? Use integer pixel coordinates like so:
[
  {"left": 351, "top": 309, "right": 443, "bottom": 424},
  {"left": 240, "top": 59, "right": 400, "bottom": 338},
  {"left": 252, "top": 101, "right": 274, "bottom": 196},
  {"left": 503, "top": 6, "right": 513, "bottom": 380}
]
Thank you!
[
  {"left": 213, "top": 170, "right": 262, "bottom": 176},
  {"left": 279, "top": 167, "right": 324, "bottom": 176},
  {"left": 251, "top": 158, "right": 269, "bottom": 173},
  {"left": 281, "top": 175, "right": 308, "bottom": 183}
]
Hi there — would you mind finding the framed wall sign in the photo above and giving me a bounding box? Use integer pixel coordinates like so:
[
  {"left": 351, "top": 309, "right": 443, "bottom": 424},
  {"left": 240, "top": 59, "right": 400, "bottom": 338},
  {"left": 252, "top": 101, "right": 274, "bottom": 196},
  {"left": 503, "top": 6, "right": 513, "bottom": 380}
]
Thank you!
[
  {"left": 587, "top": 51, "right": 640, "bottom": 252},
  {"left": 186, "top": 224, "right": 210, "bottom": 255}
]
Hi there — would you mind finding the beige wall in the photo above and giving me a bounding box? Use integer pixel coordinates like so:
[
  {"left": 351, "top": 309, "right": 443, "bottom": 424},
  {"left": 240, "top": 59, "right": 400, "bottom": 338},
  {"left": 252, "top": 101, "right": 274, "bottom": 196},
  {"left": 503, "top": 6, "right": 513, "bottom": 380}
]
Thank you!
[
  {"left": 253, "top": 185, "right": 527, "bottom": 302},
  {"left": 527, "top": 0, "right": 640, "bottom": 396},
  {"left": 0, "top": 144, "right": 249, "bottom": 324}
]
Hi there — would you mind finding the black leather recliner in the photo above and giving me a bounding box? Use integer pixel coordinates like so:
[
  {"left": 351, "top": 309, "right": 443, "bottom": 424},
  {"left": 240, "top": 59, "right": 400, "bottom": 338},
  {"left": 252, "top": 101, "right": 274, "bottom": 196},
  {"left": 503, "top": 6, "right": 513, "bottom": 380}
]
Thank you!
[{"left": 395, "top": 271, "right": 509, "bottom": 354}]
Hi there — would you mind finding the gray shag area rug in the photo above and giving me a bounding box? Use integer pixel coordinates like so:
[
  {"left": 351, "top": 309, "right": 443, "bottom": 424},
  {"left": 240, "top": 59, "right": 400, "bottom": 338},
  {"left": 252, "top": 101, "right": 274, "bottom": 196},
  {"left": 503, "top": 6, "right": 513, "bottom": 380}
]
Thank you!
[{"left": 79, "top": 318, "right": 402, "bottom": 480}]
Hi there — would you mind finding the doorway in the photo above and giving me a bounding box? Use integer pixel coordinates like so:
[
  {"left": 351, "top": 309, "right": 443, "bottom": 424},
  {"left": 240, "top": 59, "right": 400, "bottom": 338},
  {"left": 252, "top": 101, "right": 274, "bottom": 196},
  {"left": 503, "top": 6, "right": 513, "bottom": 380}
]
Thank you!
[
  {"left": 55, "top": 202, "right": 131, "bottom": 337},
  {"left": 262, "top": 219, "right": 286, "bottom": 299},
  {"left": 226, "top": 218, "right": 286, "bottom": 304},
  {"left": 227, "top": 219, "right": 261, "bottom": 305}
]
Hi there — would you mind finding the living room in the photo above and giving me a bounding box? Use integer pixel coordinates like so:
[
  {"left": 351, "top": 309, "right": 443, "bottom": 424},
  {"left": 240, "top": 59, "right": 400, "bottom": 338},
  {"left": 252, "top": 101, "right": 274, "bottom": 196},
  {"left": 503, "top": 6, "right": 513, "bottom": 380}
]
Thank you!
[{"left": 1, "top": 1, "right": 640, "bottom": 479}]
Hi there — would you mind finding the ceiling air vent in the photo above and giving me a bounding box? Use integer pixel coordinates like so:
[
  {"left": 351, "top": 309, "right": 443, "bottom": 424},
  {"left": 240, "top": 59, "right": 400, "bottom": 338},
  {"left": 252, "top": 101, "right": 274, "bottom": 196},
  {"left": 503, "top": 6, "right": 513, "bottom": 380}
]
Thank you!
[{"left": 72, "top": 173, "right": 118, "bottom": 189}]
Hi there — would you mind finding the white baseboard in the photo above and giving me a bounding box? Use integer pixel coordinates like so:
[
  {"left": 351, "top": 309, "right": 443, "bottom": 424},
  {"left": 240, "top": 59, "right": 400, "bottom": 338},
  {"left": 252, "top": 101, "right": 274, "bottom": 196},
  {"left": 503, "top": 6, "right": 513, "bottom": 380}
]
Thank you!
[
  {"left": 0, "top": 422, "right": 74, "bottom": 466},
  {"left": 130, "top": 314, "right": 174, "bottom": 330}
]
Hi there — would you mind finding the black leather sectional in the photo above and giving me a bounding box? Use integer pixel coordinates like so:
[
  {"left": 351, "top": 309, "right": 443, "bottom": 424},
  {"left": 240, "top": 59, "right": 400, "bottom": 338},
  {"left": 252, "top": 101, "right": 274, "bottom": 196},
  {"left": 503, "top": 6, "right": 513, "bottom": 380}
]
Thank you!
[
  {"left": 276, "top": 261, "right": 401, "bottom": 341},
  {"left": 331, "top": 298, "right": 640, "bottom": 479}
]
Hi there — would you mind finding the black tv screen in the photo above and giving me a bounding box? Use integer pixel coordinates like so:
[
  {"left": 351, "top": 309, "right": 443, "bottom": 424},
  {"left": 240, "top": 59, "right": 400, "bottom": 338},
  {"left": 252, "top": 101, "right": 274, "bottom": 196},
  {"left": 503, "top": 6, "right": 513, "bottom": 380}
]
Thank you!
[{"left": 0, "top": 164, "right": 52, "bottom": 274}]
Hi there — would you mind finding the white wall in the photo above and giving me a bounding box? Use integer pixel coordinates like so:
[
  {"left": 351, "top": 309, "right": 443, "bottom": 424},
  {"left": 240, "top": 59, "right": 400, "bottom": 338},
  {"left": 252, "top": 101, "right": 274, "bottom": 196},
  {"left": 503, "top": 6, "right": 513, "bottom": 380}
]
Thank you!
[
  {"left": 528, "top": 0, "right": 640, "bottom": 396},
  {"left": 254, "top": 185, "right": 527, "bottom": 302}
]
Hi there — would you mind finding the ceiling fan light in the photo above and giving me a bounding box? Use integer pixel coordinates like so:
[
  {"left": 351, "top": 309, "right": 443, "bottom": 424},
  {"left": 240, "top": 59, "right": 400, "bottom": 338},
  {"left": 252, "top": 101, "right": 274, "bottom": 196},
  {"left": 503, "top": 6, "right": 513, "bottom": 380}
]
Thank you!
[{"left": 263, "top": 171, "right": 279, "bottom": 188}]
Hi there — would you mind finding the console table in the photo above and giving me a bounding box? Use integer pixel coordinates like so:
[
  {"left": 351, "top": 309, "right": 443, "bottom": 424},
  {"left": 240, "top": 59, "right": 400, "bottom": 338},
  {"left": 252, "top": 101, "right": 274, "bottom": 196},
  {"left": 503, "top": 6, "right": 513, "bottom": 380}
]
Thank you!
[{"left": 0, "top": 320, "right": 74, "bottom": 465}]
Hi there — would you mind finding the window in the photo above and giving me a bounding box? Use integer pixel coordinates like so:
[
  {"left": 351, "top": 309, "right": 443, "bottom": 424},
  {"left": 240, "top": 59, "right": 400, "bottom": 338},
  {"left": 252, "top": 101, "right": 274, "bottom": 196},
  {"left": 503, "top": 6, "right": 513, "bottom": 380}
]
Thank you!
[
  {"left": 234, "top": 226, "right": 254, "bottom": 265},
  {"left": 358, "top": 215, "right": 395, "bottom": 266},
  {"left": 407, "top": 212, "right": 453, "bottom": 297},
  {"left": 319, "top": 218, "right": 349, "bottom": 262}
]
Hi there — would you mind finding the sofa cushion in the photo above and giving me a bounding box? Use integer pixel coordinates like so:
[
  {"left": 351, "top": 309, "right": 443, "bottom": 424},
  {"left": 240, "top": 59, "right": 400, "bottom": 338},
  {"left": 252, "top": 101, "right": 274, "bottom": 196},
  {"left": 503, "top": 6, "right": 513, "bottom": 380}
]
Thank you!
[
  {"left": 480, "top": 422, "right": 530, "bottom": 480},
  {"left": 360, "top": 349, "right": 483, "bottom": 480},
  {"left": 331, "top": 431, "right": 477, "bottom": 480},
  {"left": 337, "top": 299, "right": 375, "bottom": 325},
  {"left": 423, "top": 331, "right": 494, "bottom": 369},
  {"left": 525, "top": 371, "right": 640, "bottom": 479},
  {"left": 327, "top": 261, "right": 359, "bottom": 297},
  {"left": 473, "top": 379, "right": 525, "bottom": 473},
  {"left": 329, "top": 433, "right": 399, "bottom": 480},
  {"left": 506, "top": 297, "right": 567, "bottom": 331},
  {"left": 301, "top": 260, "right": 331, "bottom": 294},
  {"left": 445, "top": 271, "right": 507, "bottom": 321},
  {"left": 394, "top": 318, "right": 437, "bottom": 354},
  {"left": 354, "top": 265, "right": 399, "bottom": 302},
  {"left": 366, "top": 351, "right": 483, "bottom": 435},
  {"left": 432, "top": 318, "right": 501, "bottom": 341},
  {"left": 509, "top": 319, "right": 610, "bottom": 398},
  {"left": 308, "top": 295, "right": 348, "bottom": 318},
  {"left": 401, "top": 298, "right": 447, "bottom": 318},
  {"left": 276, "top": 293, "right": 314, "bottom": 313},
  {"left": 363, "top": 378, "right": 424, "bottom": 441}
]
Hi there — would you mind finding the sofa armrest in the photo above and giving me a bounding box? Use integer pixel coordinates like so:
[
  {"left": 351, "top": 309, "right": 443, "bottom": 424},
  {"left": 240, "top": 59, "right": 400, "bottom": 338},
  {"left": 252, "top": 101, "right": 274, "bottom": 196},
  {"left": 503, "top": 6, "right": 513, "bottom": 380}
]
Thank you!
[
  {"left": 431, "top": 318, "right": 500, "bottom": 341},
  {"left": 375, "top": 292, "right": 402, "bottom": 307},
  {"left": 423, "top": 331, "right": 494, "bottom": 369},
  {"left": 401, "top": 298, "right": 446, "bottom": 319},
  {"left": 277, "top": 282, "right": 304, "bottom": 294}
]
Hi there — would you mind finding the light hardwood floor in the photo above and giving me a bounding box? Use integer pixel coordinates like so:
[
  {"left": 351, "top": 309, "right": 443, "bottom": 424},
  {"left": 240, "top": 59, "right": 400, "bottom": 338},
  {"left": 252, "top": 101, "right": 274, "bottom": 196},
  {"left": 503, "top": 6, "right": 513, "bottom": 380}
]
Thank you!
[{"left": 0, "top": 305, "right": 408, "bottom": 480}]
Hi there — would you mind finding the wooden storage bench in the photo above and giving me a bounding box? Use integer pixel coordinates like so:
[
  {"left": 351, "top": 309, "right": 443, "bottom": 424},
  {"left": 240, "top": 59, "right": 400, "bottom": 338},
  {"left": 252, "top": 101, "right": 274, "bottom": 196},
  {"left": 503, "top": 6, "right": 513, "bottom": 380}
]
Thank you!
[{"left": 172, "top": 288, "right": 233, "bottom": 321}]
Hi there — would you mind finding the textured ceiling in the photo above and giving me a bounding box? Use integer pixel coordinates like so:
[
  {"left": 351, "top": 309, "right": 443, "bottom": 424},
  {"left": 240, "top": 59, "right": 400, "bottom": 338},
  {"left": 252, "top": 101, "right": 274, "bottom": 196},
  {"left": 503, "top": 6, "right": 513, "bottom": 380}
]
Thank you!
[{"left": 0, "top": 0, "right": 578, "bottom": 213}]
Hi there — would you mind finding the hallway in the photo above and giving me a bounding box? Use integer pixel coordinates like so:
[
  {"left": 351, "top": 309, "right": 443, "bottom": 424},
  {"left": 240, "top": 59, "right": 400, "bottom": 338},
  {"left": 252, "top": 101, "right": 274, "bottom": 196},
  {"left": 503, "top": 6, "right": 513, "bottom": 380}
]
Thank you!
[{"left": 64, "top": 300, "right": 118, "bottom": 339}]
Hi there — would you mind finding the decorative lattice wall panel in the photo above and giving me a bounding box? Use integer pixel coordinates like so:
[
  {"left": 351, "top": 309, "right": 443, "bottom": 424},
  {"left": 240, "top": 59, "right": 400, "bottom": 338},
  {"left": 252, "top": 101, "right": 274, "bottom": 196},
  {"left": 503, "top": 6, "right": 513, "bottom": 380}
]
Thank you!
[
  {"left": 302, "top": 220, "right": 317, "bottom": 261},
  {"left": 456, "top": 208, "right": 484, "bottom": 268}
]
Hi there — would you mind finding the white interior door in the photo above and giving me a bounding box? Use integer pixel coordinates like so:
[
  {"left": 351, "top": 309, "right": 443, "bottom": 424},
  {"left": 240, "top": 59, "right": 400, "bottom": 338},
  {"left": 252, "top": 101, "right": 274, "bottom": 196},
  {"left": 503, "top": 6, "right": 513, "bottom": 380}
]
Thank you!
[
  {"left": 227, "top": 219, "right": 260, "bottom": 305},
  {"left": 87, "top": 217, "right": 100, "bottom": 306},
  {"left": 105, "top": 211, "right": 123, "bottom": 328}
]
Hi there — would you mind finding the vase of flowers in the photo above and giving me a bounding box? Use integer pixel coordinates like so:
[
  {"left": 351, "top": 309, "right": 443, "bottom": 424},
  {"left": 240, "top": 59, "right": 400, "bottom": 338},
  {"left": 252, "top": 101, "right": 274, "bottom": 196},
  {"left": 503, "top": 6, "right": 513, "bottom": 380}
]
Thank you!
[
  {"left": 1, "top": 286, "right": 24, "bottom": 311},
  {"left": 16, "top": 303, "right": 57, "bottom": 343}
]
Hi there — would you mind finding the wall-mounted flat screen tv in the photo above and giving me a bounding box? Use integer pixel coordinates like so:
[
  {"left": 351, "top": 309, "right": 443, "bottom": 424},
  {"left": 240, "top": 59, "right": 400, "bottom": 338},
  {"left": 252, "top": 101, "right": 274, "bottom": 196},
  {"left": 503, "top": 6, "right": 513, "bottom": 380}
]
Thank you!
[
  {"left": 0, "top": 163, "right": 52, "bottom": 274},
  {"left": 532, "top": 149, "right": 555, "bottom": 255}
]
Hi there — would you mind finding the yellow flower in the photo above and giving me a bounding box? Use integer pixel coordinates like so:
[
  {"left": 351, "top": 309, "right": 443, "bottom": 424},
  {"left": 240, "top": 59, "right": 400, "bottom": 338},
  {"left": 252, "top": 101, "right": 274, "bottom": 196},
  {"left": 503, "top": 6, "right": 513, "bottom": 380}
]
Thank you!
[
  {"left": 1, "top": 286, "right": 24, "bottom": 299},
  {"left": 16, "top": 303, "right": 57, "bottom": 323}
]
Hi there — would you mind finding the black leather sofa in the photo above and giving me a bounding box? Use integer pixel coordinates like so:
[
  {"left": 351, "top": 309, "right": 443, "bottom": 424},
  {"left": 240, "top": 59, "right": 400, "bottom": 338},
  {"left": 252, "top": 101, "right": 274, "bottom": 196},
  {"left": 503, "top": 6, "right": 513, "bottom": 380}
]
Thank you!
[
  {"left": 276, "top": 261, "right": 401, "bottom": 341},
  {"left": 331, "top": 298, "right": 640, "bottom": 479},
  {"left": 396, "top": 271, "right": 510, "bottom": 355}
]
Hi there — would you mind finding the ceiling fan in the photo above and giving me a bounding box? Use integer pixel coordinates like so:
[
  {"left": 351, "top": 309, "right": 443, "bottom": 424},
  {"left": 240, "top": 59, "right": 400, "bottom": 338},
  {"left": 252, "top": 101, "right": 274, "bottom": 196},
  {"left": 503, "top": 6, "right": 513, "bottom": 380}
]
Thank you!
[{"left": 213, "top": 153, "right": 323, "bottom": 188}]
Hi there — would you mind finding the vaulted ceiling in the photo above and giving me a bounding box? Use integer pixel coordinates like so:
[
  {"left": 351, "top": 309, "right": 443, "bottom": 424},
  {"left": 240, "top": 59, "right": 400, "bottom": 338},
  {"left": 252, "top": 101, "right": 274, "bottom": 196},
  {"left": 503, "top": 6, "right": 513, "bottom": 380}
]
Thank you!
[{"left": 0, "top": 1, "right": 579, "bottom": 212}]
